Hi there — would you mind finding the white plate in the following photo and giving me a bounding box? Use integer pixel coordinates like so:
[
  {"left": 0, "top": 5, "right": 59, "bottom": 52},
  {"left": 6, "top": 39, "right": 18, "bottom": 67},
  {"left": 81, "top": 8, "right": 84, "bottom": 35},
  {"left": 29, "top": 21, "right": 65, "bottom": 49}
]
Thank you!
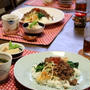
[
  {"left": 11, "top": 6, "right": 64, "bottom": 25},
  {"left": 14, "top": 51, "right": 90, "bottom": 90}
]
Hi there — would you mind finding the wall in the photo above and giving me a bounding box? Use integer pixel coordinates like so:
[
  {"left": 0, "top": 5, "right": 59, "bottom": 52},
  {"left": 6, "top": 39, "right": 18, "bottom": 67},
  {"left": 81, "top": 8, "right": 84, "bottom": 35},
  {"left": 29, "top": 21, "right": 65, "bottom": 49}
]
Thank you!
[{"left": 0, "top": 0, "right": 10, "bottom": 8}]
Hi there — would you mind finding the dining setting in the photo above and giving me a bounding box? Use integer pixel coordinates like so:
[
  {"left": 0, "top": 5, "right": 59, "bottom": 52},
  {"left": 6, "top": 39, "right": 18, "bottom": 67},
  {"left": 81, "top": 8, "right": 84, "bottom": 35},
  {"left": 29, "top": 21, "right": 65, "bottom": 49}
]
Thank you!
[{"left": 0, "top": 0, "right": 90, "bottom": 90}]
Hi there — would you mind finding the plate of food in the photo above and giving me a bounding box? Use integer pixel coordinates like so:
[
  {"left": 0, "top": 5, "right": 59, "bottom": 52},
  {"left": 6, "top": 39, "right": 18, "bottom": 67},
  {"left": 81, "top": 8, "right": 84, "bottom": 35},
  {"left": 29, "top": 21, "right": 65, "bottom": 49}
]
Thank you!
[
  {"left": 11, "top": 6, "right": 64, "bottom": 25},
  {"left": 14, "top": 51, "right": 90, "bottom": 90}
]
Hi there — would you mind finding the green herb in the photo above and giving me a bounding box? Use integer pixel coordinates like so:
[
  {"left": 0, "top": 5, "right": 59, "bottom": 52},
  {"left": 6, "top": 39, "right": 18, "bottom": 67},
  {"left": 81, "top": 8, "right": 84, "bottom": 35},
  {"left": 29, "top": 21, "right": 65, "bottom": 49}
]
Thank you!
[
  {"left": 35, "top": 62, "right": 45, "bottom": 72},
  {"left": 37, "top": 13, "right": 45, "bottom": 19},
  {"left": 9, "top": 41, "right": 20, "bottom": 49},
  {"left": 29, "top": 21, "right": 38, "bottom": 28},
  {"left": 67, "top": 61, "right": 79, "bottom": 68}
]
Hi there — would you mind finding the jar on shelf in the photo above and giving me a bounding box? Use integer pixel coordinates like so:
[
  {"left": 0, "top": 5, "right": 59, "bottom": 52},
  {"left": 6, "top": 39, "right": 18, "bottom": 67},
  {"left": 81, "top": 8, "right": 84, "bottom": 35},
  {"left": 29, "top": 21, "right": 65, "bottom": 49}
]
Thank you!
[{"left": 73, "top": 12, "right": 86, "bottom": 28}]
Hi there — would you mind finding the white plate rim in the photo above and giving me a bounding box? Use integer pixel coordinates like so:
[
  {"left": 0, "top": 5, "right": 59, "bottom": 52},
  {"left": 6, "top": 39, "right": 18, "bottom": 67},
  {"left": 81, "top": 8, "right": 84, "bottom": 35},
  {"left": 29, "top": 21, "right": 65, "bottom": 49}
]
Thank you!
[
  {"left": 14, "top": 51, "right": 90, "bottom": 90},
  {"left": 11, "top": 6, "right": 65, "bottom": 25}
]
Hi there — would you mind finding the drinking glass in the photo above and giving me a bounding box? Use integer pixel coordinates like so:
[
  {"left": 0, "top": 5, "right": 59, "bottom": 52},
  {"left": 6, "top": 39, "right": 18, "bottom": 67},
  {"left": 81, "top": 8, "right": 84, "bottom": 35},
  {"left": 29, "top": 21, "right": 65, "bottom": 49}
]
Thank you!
[
  {"left": 83, "top": 22, "right": 90, "bottom": 56},
  {"left": 75, "top": 0, "right": 87, "bottom": 12}
]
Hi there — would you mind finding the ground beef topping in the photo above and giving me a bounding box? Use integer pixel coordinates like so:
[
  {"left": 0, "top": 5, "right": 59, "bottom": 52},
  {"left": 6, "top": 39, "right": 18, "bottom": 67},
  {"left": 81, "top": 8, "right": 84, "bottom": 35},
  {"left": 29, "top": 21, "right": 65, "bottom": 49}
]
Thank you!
[{"left": 45, "top": 57, "right": 77, "bottom": 85}]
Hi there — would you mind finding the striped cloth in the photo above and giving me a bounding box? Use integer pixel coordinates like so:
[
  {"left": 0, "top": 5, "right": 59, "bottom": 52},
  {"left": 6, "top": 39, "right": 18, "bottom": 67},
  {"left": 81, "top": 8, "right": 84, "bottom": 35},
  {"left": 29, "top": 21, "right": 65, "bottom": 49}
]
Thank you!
[{"left": 0, "top": 14, "right": 72, "bottom": 45}]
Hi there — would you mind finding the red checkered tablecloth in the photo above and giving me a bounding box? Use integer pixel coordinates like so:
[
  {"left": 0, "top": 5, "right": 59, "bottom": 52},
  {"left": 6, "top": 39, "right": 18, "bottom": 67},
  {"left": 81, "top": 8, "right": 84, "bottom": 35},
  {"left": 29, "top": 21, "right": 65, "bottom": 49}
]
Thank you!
[
  {"left": 24, "top": 0, "right": 75, "bottom": 11},
  {"left": 0, "top": 14, "right": 72, "bottom": 45},
  {"left": 0, "top": 49, "right": 38, "bottom": 90}
]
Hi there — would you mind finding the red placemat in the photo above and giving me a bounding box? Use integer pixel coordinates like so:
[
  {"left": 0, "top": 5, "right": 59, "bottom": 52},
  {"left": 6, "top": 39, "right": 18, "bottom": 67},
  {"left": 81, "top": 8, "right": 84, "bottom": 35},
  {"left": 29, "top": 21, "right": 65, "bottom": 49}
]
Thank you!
[
  {"left": 0, "top": 49, "right": 38, "bottom": 90},
  {"left": 24, "top": 0, "right": 75, "bottom": 11},
  {"left": 0, "top": 14, "right": 72, "bottom": 45}
]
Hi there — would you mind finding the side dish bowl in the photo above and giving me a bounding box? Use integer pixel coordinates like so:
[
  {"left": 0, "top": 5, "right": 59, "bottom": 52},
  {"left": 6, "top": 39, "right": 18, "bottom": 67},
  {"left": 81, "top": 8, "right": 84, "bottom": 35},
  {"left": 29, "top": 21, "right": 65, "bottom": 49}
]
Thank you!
[
  {"left": 0, "top": 42, "right": 25, "bottom": 60},
  {"left": 22, "top": 22, "right": 45, "bottom": 34}
]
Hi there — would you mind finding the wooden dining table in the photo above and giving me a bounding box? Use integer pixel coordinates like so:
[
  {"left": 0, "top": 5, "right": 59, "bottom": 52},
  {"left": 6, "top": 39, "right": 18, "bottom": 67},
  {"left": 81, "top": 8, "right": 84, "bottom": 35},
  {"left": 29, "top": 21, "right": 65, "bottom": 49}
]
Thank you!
[
  {"left": 0, "top": 1, "right": 84, "bottom": 53},
  {"left": 0, "top": 0, "right": 90, "bottom": 90}
]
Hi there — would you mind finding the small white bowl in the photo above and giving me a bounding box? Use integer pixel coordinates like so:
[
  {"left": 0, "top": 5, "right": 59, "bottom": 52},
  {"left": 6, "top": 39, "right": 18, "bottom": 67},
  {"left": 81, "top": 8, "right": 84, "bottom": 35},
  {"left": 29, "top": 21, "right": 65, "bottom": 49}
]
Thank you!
[
  {"left": 22, "top": 22, "right": 45, "bottom": 34},
  {"left": 1, "top": 14, "right": 19, "bottom": 35},
  {"left": 0, "top": 52, "right": 12, "bottom": 81},
  {"left": 0, "top": 42, "right": 25, "bottom": 60}
]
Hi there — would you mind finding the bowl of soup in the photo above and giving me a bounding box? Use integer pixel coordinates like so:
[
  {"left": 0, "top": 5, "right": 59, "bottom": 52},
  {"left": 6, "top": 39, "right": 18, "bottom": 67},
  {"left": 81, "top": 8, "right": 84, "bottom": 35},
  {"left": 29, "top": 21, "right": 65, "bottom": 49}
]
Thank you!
[
  {"left": 0, "top": 52, "right": 12, "bottom": 81},
  {"left": 0, "top": 42, "right": 25, "bottom": 60}
]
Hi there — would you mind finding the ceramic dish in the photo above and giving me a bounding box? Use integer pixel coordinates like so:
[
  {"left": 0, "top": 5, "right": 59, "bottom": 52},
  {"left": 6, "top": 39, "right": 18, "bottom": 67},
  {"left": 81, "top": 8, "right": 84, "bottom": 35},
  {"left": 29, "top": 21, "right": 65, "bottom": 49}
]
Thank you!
[
  {"left": 14, "top": 51, "right": 90, "bottom": 90},
  {"left": 0, "top": 52, "right": 12, "bottom": 81},
  {"left": 0, "top": 42, "right": 25, "bottom": 60},
  {"left": 11, "top": 6, "right": 64, "bottom": 25},
  {"left": 22, "top": 22, "right": 45, "bottom": 34}
]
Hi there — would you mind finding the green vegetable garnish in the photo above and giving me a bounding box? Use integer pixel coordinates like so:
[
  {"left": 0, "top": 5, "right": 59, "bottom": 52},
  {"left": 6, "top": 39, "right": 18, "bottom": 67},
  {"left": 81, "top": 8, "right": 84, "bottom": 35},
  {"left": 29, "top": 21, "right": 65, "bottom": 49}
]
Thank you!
[
  {"left": 29, "top": 21, "right": 38, "bottom": 28},
  {"left": 38, "top": 13, "right": 45, "bottom": 19},
  {"left": 35, "top": 62, "right": 45, "bottom": 72},
  {"left": 9, "top": 41, "right": 20, "bottom": 49},
  {"left": 67, "top": 61, "right": 79, "bottom": 69}
]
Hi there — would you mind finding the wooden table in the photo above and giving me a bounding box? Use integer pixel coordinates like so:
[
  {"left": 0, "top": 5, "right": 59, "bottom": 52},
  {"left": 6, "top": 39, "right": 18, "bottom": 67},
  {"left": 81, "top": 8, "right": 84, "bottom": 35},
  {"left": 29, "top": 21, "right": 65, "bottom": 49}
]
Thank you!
[
  {"left": 0, "top": 0, "right": 87, "bottom": 54},
  {"left": 0, "top": 1, "right": 90, "bottom": 90}
]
